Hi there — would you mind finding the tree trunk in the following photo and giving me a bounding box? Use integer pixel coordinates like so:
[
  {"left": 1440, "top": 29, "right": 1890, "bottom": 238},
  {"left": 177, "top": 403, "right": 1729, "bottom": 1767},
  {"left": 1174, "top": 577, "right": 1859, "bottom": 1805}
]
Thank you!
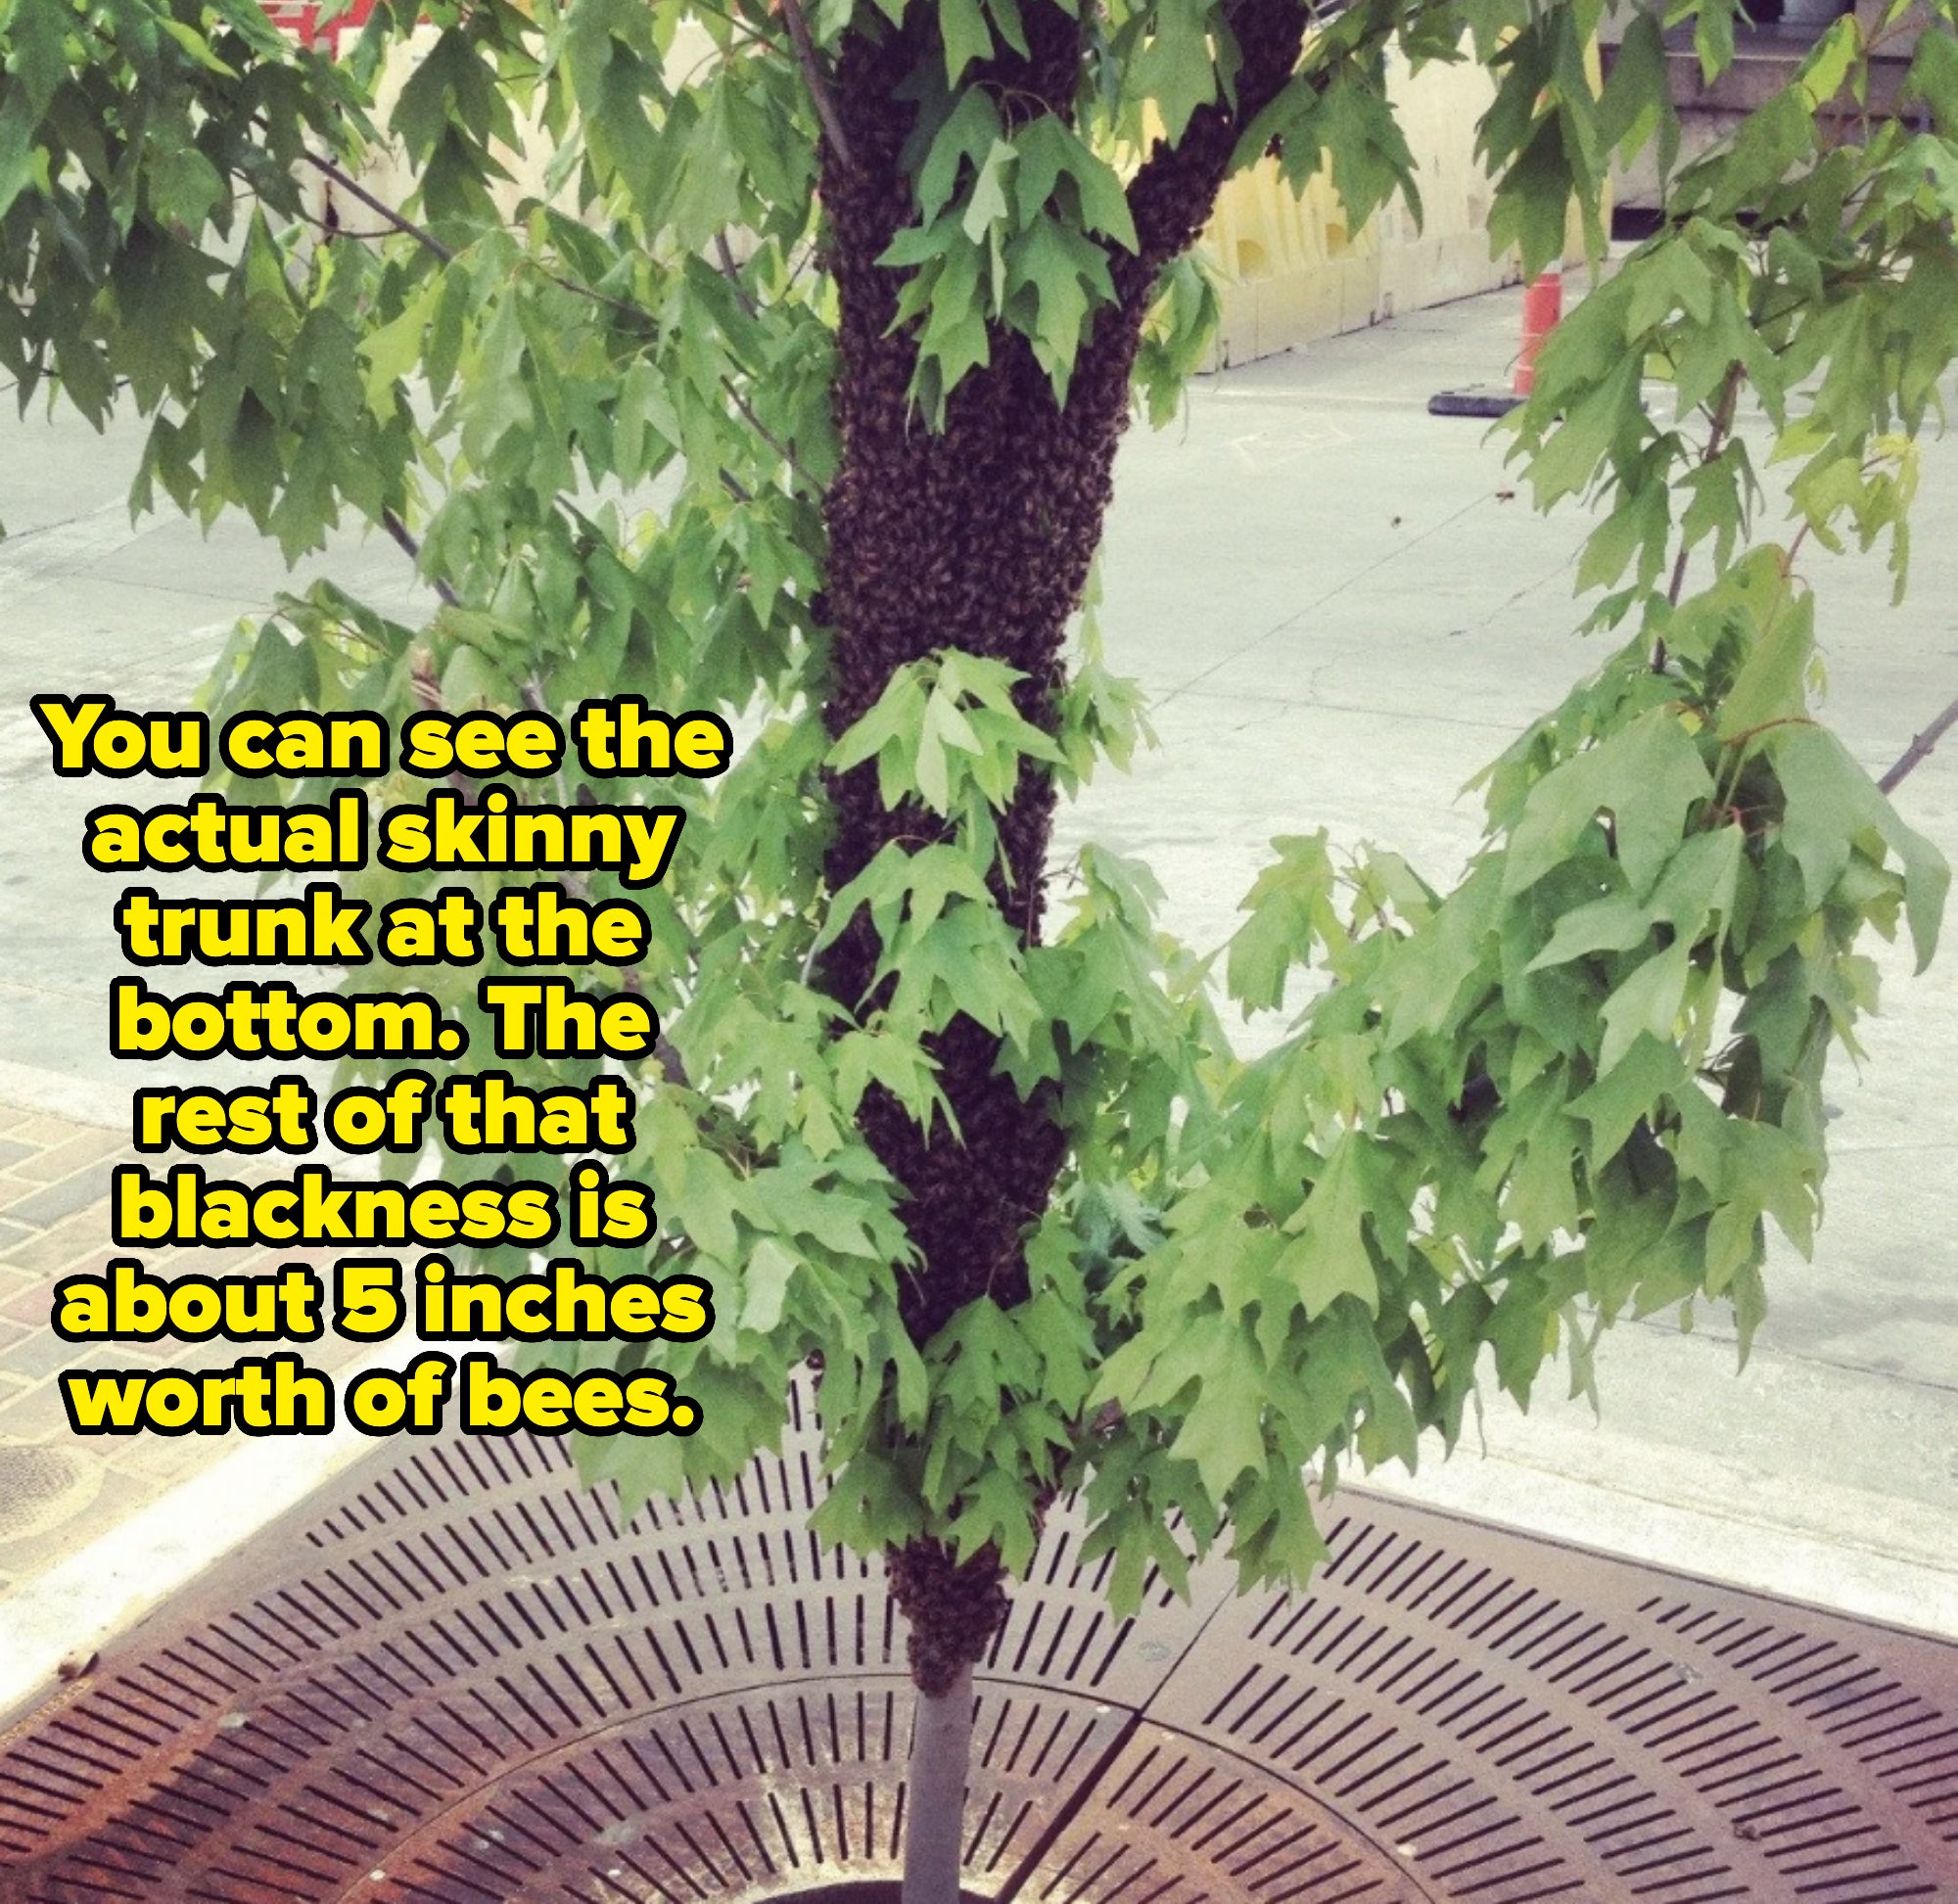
[
  {"left": 815, "top": 0, "right": 1315, "bottom": 1354},
  {"left": 809, "top": 1, "right": 1311, "bottom": 1888},
  {"left": 816, "top": 3, "right": 1122, "bottom": 1359},
  {"left": 902, "top": 1660, "right": 975, "bottom": 1904}
]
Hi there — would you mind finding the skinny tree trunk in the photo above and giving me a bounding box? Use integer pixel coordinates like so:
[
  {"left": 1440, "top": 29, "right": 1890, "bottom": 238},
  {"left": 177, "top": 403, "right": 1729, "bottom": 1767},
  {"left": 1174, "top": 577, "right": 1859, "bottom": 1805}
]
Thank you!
[{"left": 902, "top": 1661, "right": 975, "bottom": 1904}]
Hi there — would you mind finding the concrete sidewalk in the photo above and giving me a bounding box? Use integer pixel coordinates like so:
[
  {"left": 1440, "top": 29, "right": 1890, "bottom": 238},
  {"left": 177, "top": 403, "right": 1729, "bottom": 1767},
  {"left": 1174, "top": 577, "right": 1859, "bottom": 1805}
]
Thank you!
[
  {"left": 0, "top": 1101, "right": 368, "bottom": 1597},
  {"left": 1, "top": 286, "right": 1953, "bottom": 1693}
]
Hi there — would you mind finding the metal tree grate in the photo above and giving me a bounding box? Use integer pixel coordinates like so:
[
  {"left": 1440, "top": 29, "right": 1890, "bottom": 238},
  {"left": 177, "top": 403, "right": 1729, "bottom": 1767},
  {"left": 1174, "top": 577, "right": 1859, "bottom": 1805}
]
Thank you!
[{"left": 3, "top": 1379, "right": 1954, "bottom": 1904}]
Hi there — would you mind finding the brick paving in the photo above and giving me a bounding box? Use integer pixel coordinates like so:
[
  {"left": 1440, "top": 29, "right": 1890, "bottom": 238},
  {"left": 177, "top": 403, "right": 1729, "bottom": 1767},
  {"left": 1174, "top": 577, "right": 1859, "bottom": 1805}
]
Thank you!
[{"left": 0, "top": 1101, "right": 366, "bottom": 1599}]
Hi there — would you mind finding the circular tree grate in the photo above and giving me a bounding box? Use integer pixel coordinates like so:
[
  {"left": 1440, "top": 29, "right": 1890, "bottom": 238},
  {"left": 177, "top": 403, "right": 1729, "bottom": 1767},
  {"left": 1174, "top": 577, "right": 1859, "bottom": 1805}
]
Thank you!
[{"left": 1, "top": 1378, "right": 1953, "bottom": 1903}]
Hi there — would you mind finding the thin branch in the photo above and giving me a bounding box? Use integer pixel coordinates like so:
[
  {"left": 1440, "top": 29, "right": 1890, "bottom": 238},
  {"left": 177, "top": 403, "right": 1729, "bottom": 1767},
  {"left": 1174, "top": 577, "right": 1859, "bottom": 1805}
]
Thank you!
[
  {"left": 303, "top": 141, "right": 654, "bottom": 341},
  {"left": 776, "top": 0, "right": 856, "bottom": 171},
  {"left": 303, "top": 152, "right": 455, "bottom": 264},
  {"left": 499, "top": 248, "right": 663, "bottom": 333},
  {"left": 298, "top": 142, "right": 676, "bottom": 407},
  {"left": 409, "top": 655, "right": 451, "bottom": 717},
  {"left": 1879, "top": 693, "right": 1958, "bottom": 795},
  {"left": 784, "top": 236, "right": 819, "bottom": 292},
  {"left": 1717, "top": 714, "right": 1816, "bottom": 751},
  {"left": 722, "top": 377, "right": 817, "bottom": 489},
  {"left": 679, "top": 0, "right": 787, "bottom": 54},
  {"left": 407, "top": 654, "right": 477, "bottom": 800},
  {"left": 1655, "top": 362, "right": 1747, "bottom": 670},
  {"left": 715, "top": 233, "right": 760, "bottom": 320},
  {"left": 292, "top": 207, "right": 402, "bottom": 244},
  {"left": 382, "top": 506, "right": 461, "bottom": 608},
  {"left": 1659, "top": 543, "right": 1692, "bottom": 622},
  {"left": 303, "top": 165, "right": 661, "bottom": 346},
  {"left": 309, "top": 147, "right": 800, "bottom": 606}
]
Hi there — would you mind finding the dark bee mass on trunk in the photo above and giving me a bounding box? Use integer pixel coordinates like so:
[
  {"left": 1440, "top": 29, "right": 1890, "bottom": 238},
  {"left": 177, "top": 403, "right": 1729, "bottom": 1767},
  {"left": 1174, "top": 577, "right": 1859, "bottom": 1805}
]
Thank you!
[{"left": 812, "top": 0, "right": 1309, "bottom": 1694}]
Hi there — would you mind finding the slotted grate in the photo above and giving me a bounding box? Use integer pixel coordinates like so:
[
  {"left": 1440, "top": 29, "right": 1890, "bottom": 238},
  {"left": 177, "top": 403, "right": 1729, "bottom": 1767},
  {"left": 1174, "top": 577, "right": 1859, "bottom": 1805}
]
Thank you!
[{"left": 3, "top": 1377, "right": 1953, "bottom": 1904}]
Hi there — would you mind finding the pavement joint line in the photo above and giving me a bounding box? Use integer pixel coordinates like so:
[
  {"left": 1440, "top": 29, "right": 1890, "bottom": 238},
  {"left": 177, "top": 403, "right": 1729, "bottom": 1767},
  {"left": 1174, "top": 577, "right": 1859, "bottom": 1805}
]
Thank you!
[
  {"left": 1469, "top": 562, "right": 1581, "bottom": 627},
  {"left": 1172, "top": 681, "right": 1535, "bottom": 735},
  {"left": 0, "top": 501, "right": 125, "bottom": 548},
  {"left": 1607, "top": 1311, "right": 1958, "bottom": 1394},
  {"left": 0, "top": 498, "right": 153, "bottom": 603},
  {"left": 1155, "top": 489, "right": 1509, "bottom": 708},
  {"left": 63, "top": 573, "right": 288, "bottom": 610},
  {"left": 1209, "top": 387, "right": 1499, "bottom": 406}
]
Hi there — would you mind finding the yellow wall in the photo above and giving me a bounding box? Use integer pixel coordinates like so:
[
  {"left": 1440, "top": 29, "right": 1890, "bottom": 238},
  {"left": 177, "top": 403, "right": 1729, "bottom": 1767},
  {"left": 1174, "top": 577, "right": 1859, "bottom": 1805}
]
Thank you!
[
  {"left": 1200, "top": 48, "right": 1523, "bottom": 365},
  {"left": 1200, "top": 38, "right": 1613, "bottom": 367},
  {"left": 336, "top": 28, "right": 1547, "bottom": 370}
]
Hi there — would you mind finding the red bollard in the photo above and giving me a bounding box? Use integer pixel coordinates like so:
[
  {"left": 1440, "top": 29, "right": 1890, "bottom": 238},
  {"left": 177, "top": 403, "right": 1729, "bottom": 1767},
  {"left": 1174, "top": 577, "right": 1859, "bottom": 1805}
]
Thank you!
[
  {"left": 1425, "top": 262, "right": 1565, "bottom": 418},
  {"left": 1515, "top": 268, "right": 1563, "bottom": 398}
]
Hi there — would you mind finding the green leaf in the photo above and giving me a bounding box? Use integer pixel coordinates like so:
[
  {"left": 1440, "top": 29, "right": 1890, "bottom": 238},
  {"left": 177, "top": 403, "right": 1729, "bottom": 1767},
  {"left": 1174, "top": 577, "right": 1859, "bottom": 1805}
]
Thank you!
[
  {"left": 1598, "top": 940, "right": 1691, "bottom": 1075},
  {"left": 1717, "top": 584, "right": 1814, "bottom": 743},
  {"left": 1475, "top": 1069, "right": 1583, "bottom": 1251},
  {"left": 1568, "top": 1033, "right": 1690, "bottom": 1166},
  {"left": 1505, "top": 710, "right": 1715, "bottom": 901},
  {"left": 1384, "top": 861, "right": 1502, "bottom": 1046},
  {"left": 1903, "top": 23, "right": 1958, "bottom": 138},
  {"left": 1797, "top": 15, "right": 1860, "bottom": 111},
  {"left": 1319, "top": 65, "right": 1422, "bottom": 233},
  {"left": 917, "top": 89, "right": 1002, "bottom": 221},
  {"left": 1647, "top": 824, "right": 1744, "bottom": 946},
  {"left": 1774, "top": 725, "right": 1948, "bottom": 970},
  {"left": 1275, "top": 1138, "right": 1382, "bottom": 1320},
  {"left": 1131, "top": 0, "right": 1219, "bottom": 146},
  {"left": 1623, "top": 238, "right": 1716, "bottom": 336},
  {"left": 1006, "top": 216, "right": 1113, "bottom": 395},
  {"left": 1526, "top": 890, "right": 1649, "bottom": 972},
  {"left": 1598, "top": 13, "right": 1677, "bottom": 172},
  {"left": 1165, "top": 1323, "right": 1266, "bottom": 1500},
  {"left": 1694, "top": 0, "right": 1737, "bottom": 85},
  {"left": 1011, "top": 120, "right": 1138, "bottom": 252},
  {"left": 1488, "top": 114, "right": 1580, "bottom": 280},
  {"left": 961, "top": 138, "right": 1016, "bottom": 244},
  {"left": 939, "top": 0, "right": 995, "bottom": 84},
  {"left": 1525, "top": 355, "right": 1645, "bottom": 508},
  {"left": 740, "top": 1237, "right": 799, "bottom": 1334},
  {"left": 1228, "top": 831, "right": 1343, "bottom": 1012}
]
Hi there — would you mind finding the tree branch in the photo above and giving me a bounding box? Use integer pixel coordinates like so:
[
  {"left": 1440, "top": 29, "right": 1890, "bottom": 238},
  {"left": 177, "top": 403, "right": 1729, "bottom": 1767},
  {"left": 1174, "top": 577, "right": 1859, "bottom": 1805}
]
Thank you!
[
  {"left": 303, "top": 152, "right": 456, "bottom": 264},
  {"left": 1118, "top": 0, "right": 1309, "bottom": 292},
  {"left": 715, "top": 233, "right": 761, "bottom": 319},
  {"left": 382, "top": 507, "right": 461, "bottom": 607},
  {"left": 1655, "top": 362, "right": 1746, "bottom": 670},
  {"left": 1879, "top": 692, "right": 1958, "bottom": 795},
  {"left": 303, "top": 145, "right": 662, "bottom": 343},
  {"left": 777, "top": 0, "right": 857, "bottom": 171},
  {"left": 305, "top": 153, "right": 780, "bottom": 496},
  {"left": 722, "top": 376, "right": 818, "bottom": 489}
]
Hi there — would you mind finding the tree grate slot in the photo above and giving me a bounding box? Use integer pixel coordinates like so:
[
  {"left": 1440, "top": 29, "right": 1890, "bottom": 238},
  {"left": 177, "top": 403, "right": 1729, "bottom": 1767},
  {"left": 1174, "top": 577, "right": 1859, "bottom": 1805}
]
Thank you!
[{"left": 3, "top": 1390, "right": 1955, "bottom": 1903}]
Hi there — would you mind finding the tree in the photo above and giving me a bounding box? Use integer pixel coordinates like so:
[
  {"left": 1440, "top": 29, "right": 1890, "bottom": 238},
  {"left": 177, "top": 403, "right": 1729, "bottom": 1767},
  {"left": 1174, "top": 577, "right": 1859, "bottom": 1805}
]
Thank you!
[{"left": 8, "top": 0, "right": 1957, "bottom": 1895}]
